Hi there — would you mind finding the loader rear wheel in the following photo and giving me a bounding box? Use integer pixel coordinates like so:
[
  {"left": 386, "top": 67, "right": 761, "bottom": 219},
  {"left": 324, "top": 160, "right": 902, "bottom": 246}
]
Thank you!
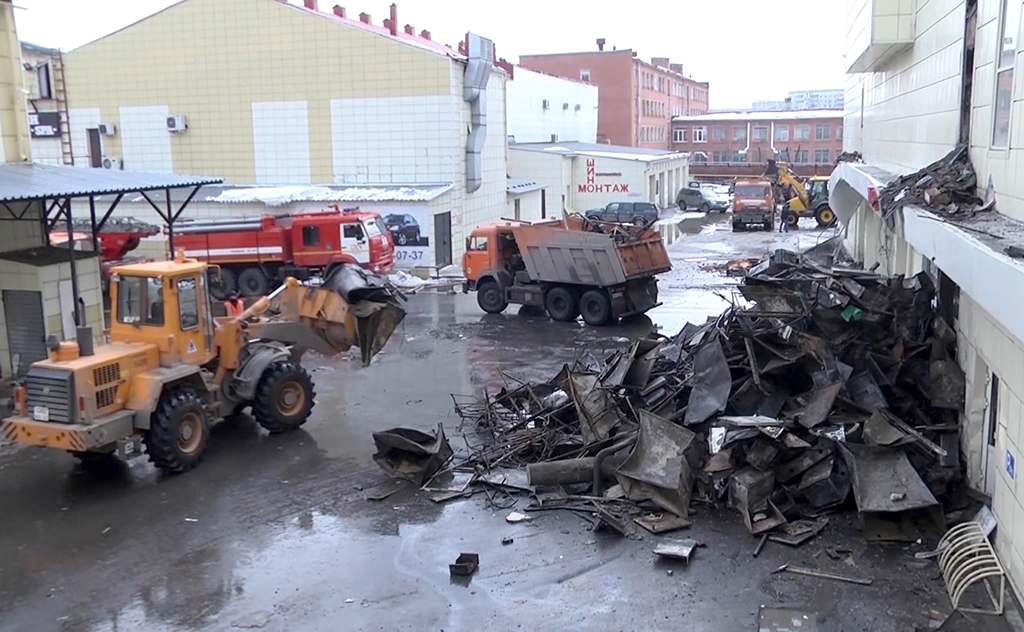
[
  {"left": 237, "top": 266, "right": 268, "bottom": 297},
  {"left": 254, "top": 361, "right": 315, "bottom": 434},
  {"left": 144, "top": 389, "right": 209, "bottom": 474},
  {"left": 545, "top": 286, "right": 579, "bottom": 322},
  {"left": 477, "top": 281, "right": 507, "bottom": 314},
  {"left": 815, "top": 205, "right": 836, "bottom": 227},
  {"left": 208, "top": 267, "right": 236, "bottom": 301},
  {"left": 579, "top": 289, "right": 612, "bottom": 326}
]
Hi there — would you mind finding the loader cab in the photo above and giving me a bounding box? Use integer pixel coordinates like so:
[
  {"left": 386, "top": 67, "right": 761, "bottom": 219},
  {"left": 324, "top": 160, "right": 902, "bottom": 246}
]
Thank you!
[{"left": 108, "top": 253, "right": 216, "bottom": 366}]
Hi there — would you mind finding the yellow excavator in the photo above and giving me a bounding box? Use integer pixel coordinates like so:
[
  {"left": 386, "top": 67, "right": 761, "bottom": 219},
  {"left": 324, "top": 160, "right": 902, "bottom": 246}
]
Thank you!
[
  {"left": 1, "top": 251, "right": 405, "bottom": 473},
  {"left": 764, "top": 159, "right": 836, "bottom": 228}
]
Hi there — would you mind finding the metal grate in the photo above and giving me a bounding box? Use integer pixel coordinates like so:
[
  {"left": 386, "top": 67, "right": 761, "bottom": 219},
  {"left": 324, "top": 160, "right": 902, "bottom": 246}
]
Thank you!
[
  {"left": 24, "top": 367, "right": 74, "bottom": 423},
  {"left": 95, "top": 385, "right": 117, "bottom": 409},
  {"left": 94, "top": 362, "right": 120, "bottom": 387}
]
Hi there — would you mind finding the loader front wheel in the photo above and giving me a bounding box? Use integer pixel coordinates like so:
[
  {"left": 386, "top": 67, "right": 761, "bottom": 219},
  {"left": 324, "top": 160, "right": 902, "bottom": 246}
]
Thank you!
[
  {"left": 144, "top": 389, "right": 209, "bottom": 474},
  {"left": 254, "top": 361, "right": 315, "bottom": 434}
]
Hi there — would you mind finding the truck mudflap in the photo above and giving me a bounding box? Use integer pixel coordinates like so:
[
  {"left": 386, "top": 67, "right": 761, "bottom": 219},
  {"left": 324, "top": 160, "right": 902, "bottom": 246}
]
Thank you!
[
  {"left": 2, "top": 409, "right": 134, "bottom": 452},
  {"left": 617, "top": 278, "right": 660, "bottom": 318}
]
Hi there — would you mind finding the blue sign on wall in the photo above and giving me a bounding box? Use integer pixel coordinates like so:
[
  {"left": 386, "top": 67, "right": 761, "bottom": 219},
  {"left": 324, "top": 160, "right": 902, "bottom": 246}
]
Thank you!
[{"left": 1008, "top": 450, "right": 1016, "bottom": 480}]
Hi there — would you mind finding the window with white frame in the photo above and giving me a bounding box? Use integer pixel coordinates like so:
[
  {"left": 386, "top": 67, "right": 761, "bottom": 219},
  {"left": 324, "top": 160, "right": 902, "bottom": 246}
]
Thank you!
[
  {"left": 815, "top": 149, "right": 830, "bottom": 164},
  {"left": 794, "top": 149, "right": 809, "bottom": 164},
  {"left": 692, "top": 152, "right": 707, "bottom": 163},
  {"left": 836, "top": 125, "right": 843, "bottom": 140},
  {"left": 753, "top": 125, "right": 768, "bottom": 141},
  {"left": 774, "top": 125, "right": 789, "bottom": 141},
  {"left": 581, "top": 69, "right": 591, "bottom": 82},
  {"left": 794, "top": 124, "right": 810, "bottom": 141},
  {"left": 733, "top": 126, "right": 747, "bottom": 142},
  {"left": 732, "top": 150, "right": 747, "bottom": 163},
  {"left": 674, "top": 127, "right": 688, "bottom": 142},
  {"left": 693, "top": 126, "right": 707, "bottom": 142},
  {"left": 712, "top": 125, "right": 726, "bottom": 141},
  {"left": 993, "top": 0, "right": 1021, "bottom": 147},
  {"left": 815, "top": 124, "right": 830, "bottom": 140},
  {"left": 712, "top": 150, "right": 728, "bottom": 163}
]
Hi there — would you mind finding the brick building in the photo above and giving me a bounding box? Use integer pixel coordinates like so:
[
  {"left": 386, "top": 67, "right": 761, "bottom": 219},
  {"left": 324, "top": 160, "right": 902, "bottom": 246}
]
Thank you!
[
  {"left": 519, "top": 40, "right": 708, "bottom": 149},
  {"left": 671, "top": 109, "right": 844, "bottom": 179}
]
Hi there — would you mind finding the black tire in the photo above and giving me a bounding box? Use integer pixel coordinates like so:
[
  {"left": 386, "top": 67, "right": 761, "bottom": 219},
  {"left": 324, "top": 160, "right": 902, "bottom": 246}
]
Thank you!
[
  {"left": 208, "top": 267, "right": 236, "bottom": 301},
  {"left": 632, "top": 216, "right": 649, "bottom": 227},
  {"left": 144, "top": 388, "right": 210, "bottom": 474},
  {"left": 412, "top": 229, "right": 420, "bottom": 244},
  {"left": 677, "top": 201, "right": 687, "bottom": 211},
  {"left": 397, "top": 232, "right": 409, "bottom": 246},
  {"left": 253, "top": 361, "right": 315, "bottom": 434},
  {"left": 787, "top": 213, "right": 799, "bottom": 228},
  {"left": 579, "top": 289, "right": 612, "bottom": 326},
  {"left": 700, "top": 202, "right": 710, "bottom": 213},
  {"left": 545, "top": 286, "right": 579, "bottom": 322},
  {"left": 586, "top": 215, "right": 601, "bottom": 223},
  {"left": 815, "top": 205, "right": 837, "bottom": 227},
  {"left": 237, "top": 267, "right": 268, "bottom": 297},
  {"left": 733, "top": 222, "right": 743, "bottom": 232},
  {"left": 477, "top": 281, "right": 508, "bottom": 314},
  {"left": 763, "top": 220, "right": 772, "bottom": 231}
]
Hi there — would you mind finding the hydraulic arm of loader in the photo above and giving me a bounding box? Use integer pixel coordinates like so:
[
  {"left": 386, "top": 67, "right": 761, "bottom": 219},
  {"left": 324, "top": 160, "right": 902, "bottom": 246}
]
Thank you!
[{"left": 239, "top": 264, "right": 406, "bottom": 366}]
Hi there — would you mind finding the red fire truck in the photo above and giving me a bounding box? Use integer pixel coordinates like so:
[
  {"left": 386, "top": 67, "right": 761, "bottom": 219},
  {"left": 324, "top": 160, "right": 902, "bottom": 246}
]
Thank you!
[{"left": 173, "top": 207, "right": 395, "bottom": 298}]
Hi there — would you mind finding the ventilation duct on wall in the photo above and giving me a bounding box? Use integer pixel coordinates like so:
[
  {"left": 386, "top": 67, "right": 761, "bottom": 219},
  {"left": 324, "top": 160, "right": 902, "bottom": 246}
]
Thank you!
[{"left": 463, "top": 33, "right": 493, "bottom": 193}]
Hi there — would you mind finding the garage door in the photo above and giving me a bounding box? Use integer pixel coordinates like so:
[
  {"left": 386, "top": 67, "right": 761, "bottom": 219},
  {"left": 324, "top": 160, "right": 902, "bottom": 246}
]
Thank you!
[{"left": 3, "top": 290, "right": 47, "bottom": 377}]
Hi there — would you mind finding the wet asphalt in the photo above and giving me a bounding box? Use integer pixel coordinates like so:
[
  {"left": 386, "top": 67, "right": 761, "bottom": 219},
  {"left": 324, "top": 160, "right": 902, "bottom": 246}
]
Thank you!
[{"left": 0, "top": 216, "right": 1014, "bottom": 631}]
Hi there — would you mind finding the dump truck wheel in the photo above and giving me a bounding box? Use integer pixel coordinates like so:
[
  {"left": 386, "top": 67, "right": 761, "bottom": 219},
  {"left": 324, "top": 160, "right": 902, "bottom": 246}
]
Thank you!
[
  {"left": 237, "top": 266, "right": 268, "bottom": 297},
  {"left": 763, "top": 220, "right": 772, "bottom": 231},
  {"left": 208, "top": 267, "right": 236, "bottom": 301},
  {"left": 732, "top": 222, "right": 743, "bottom": 232},
  {"left": 144, "top": 389, "right": 210, "bottom": 474},
  {"left": 477, "top": 281, "right": 507, "bottom": 314},
  {"left": 815, "top": 205, "right": 836, "bottom": 227},
  {"left": 254, "top": 361, "right": 315, "bottom": 434},
  {"left": 545, "top": 286, "right": 579, "bottom": 322},
  {"left": 579, "top": 289, "right": 611, "bottom": 326}
]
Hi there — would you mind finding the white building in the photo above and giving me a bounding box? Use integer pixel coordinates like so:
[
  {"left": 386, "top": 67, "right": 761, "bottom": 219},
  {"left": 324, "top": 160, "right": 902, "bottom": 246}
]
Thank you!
[
  {"left": 832, "top": 0, "right": 1024, "bottom": 602},
  {"left": 508, "top": 141, "right": 687, "bottom": 216},
  {"left": 506, "top": 67, "right": 598, "bottom": 143},
  {"left": 752, "top": 89, "right": 845, "bottom": 111}
]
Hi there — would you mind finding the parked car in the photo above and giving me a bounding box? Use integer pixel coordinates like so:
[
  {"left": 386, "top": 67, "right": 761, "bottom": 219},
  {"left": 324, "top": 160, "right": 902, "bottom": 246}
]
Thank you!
[
  {"left": 676, "top": 186, "right": 721, "bottom": 213},
  {"left": 584, "top": 201, "right": 660, "bottom": 226},
  {"left": 384, "top": 213, "right": 421, "bottom": 245}
]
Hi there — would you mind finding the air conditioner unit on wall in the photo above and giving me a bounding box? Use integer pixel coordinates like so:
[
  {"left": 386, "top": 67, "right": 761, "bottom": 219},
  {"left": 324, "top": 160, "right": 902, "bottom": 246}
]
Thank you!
[
  {"left": 166, "top": 114, "right": 187, "bottom": 132},
  {"left": 98, "top": 122, "right": 116, "bottom": 136},
  {"left": 562, "top": 103, "right": 569, "bottom": 110},
  {"left": 101, "top": 157, "right": 122, "bottom": 170},
  {"left": 542, "top": 99, "right": 550, "bottom": 110}
]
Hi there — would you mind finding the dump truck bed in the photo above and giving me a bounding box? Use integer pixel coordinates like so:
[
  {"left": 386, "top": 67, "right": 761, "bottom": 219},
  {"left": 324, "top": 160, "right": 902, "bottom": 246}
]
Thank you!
[{"left": 510, "top": 224, "right": 671, "bottom": 287}]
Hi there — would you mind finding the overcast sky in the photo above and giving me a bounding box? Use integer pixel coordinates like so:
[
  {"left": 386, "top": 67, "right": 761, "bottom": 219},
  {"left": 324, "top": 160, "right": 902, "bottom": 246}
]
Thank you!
[{"left": 13, "top": 0, "right": 847, "bottom": 110}]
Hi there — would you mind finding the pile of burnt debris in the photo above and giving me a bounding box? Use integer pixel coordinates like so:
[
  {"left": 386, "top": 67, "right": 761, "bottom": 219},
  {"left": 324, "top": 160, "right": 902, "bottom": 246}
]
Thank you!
[
  {"left": 878, "top": 145, "right": 993, "bottom": 219},
  {"left": 373, "top": 245, "right": 969, "bottom": 545}
]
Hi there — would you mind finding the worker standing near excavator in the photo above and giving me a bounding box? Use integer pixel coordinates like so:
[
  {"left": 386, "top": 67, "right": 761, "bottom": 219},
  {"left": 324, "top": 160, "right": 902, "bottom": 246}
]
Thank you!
[{"left": 224, "top": 292, "right": 245, "bottom": 317}]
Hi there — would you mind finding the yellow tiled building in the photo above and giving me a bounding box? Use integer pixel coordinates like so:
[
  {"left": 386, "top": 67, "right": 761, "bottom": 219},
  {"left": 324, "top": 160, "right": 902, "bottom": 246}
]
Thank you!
[{"left": 51, "top": 0, "right": 509, "bottom": 268}]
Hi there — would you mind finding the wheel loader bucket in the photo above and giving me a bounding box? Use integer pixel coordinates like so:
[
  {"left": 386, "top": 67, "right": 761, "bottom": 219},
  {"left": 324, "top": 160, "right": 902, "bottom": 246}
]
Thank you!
[{"left": 245, "top": 265, "right": 406, "bottom": 366}]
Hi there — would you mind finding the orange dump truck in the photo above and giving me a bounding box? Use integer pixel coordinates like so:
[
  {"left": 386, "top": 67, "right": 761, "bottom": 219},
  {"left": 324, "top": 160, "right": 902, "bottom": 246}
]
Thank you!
[{"left": 462, "top": 217, "right": 672, "bottom": 326}]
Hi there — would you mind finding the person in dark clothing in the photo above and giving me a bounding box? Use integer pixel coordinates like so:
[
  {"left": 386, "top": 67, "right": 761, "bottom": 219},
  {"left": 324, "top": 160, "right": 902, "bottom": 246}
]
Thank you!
[{"left": 779, "top": 203, "right": 790, "bottom": 233}]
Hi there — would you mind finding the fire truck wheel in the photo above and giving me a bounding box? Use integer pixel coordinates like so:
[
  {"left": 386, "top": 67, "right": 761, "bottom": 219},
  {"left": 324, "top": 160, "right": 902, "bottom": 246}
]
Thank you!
[
  {"left": 579, "top": 289, "right": 612, "bottom": 326},
  {"left": 545, "top": 286, "right": 579, "bottom": 322},
  {"left": 254, "top": 361, "right": 315, "bottom": 434},
  {"left": 237, "top": 267, "right": 268, "bottom": 297},
  {"left": 209, "top": 267, "right": 236, "bottom": 300},
  {"left": 144, "top": 388, "right": 210, "bottom": 474},
  {"left": 476, "top": 281, "right": 508, "bottom": 314}
]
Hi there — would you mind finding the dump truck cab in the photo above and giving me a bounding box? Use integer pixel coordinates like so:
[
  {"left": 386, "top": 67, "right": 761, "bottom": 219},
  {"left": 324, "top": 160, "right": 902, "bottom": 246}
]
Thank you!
[
  {"left": 732, "top": 179, "right": 775, "bottom": 231},
  {"left": 462, "top": 222, "right": 522, "bottom": 293}
]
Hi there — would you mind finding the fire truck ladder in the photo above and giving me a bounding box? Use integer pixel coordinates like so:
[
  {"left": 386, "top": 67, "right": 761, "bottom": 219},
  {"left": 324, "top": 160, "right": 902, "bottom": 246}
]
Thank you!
[{"left": 52, "top": 52, "right": 74, "bottom": 166}]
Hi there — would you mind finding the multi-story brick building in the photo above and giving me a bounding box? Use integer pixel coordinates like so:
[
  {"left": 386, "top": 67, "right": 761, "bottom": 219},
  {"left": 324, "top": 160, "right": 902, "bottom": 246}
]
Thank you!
[
  {"left": 670, "top": 109, "right": 844, "bottom": 179},
  {"left": 519, "top": 41, "right": 708, "bottom": 149}
]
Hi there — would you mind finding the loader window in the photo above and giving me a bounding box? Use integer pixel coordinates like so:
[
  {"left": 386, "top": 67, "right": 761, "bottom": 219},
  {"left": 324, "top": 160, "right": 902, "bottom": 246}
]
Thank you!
[
  {"left": 176, "top": 276, "right": 199, "bottom": 330},
  {"left": 117, "top": 276, "right": 164, "bottom": 326}
]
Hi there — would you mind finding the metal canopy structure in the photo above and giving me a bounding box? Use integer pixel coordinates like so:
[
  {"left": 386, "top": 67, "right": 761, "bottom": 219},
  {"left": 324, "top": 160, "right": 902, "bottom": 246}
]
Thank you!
[{"left": 0, "top": 163, "right": 223, "bottom": 327}]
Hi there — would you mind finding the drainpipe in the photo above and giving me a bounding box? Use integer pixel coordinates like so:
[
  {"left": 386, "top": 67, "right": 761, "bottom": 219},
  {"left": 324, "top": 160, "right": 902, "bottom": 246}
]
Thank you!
[
  {"left": 635, "top": 61, "right": 641, "bottom": 145},
  {"left": 769, "top": 122, "right": 778, "bottom": 158},
  {"left": 463, "top": 33, "right": 493, "bottom": 193}
]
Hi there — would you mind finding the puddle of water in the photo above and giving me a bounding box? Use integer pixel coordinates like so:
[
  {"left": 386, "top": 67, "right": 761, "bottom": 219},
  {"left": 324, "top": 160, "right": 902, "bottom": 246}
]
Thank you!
[{"left": 648, "top": 287, "right": 741, "bottom": 333}]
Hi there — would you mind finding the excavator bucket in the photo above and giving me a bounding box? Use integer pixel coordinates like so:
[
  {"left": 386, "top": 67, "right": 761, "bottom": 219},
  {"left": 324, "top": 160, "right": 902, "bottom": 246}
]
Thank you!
[{"left": 245, "top": 265, "right": 406, "bottom": 366}]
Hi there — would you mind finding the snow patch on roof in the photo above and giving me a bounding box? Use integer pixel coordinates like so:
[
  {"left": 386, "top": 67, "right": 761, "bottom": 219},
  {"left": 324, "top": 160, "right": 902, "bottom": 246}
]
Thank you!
[{"left": 206, "top": 184, "right": 454, "bottom": 206}]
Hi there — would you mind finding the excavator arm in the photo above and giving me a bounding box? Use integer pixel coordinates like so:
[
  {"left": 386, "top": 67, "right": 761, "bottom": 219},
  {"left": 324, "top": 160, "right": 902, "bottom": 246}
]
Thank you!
[
  {"left": 765, "top": 159, "right": 810, "bottom": 211},
  {"left": 226, "top": 264, "right": 406, "bottom": 366}
]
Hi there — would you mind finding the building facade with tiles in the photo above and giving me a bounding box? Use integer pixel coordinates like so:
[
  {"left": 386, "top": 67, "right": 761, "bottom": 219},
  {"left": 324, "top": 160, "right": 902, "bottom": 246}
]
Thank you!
[
  {"left": 506, "top": 66, "right": 598, "bottom": 144},
  {"left": 832, "top": 0, "right": 1024, "bottom": 601},
  {"left": 671, "top": 110, "right": 844, "bottom": 179},
  {"left": 519, "top": 45, "right": 708, "bottom": 149},
  {"left": 57, "top": 0, "right": 510, "bottom": 269}
]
